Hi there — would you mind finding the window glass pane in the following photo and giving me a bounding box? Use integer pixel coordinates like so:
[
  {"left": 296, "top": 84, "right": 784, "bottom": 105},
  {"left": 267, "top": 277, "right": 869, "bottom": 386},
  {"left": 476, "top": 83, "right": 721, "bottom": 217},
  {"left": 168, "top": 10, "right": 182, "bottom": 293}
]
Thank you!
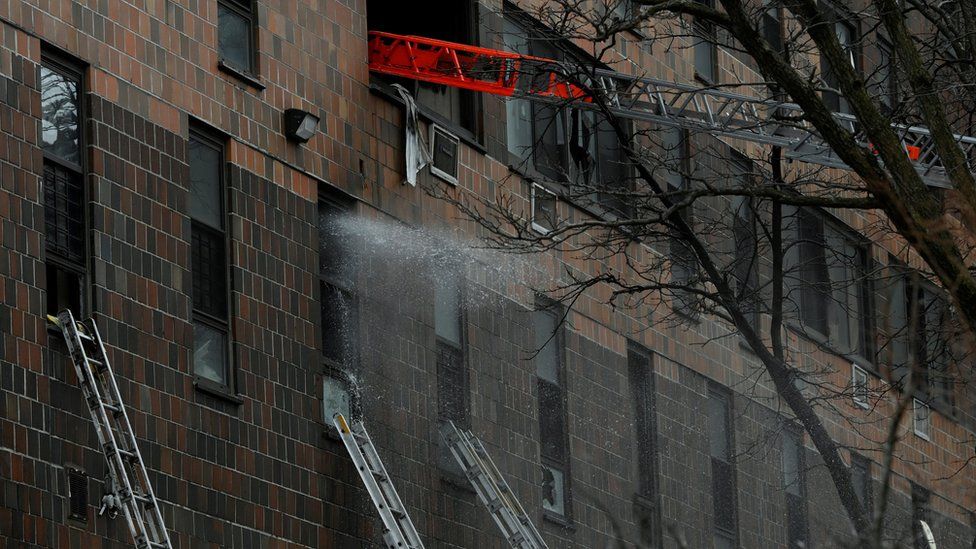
[
  {"left": 534, "top": 309, "right": 560, "bottom": 383},
  {"left": 193, "top": 321, "right": 228, "bottom": 384},
  {"left": 323, "top": 376, "right": 352, "bottom": 424},
  {"left": 707, "top": 395, "right": 729, "bottom": 460},
  {"left": 435, "top": 275, "right": 462, "bottom": 345},
  {"left": 40, "top": 66, "right": 80, "bottom": 164},
  {"left": 541, "top": 463, "right": 566, "bottom": 516},
  {"left": 43, "top": 163, "right": 85, "bottom": 262},
  {"left": 694, "top": 36, "right": 715, "bottom": 82},
  {"left": 188, "top": 137, "right": 223, "bottom": 229},
  {"left": 192, "top": 226, "right": 228, "bottom": 317},
  {"left": 218, "top": 3, "right": 252, "bottom": 70}
]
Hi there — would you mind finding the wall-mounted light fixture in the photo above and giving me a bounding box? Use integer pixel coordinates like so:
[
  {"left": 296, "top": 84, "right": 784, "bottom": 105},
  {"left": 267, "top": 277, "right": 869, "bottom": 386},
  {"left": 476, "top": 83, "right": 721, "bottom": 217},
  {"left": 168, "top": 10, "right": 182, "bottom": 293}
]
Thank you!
[{"left": 284, "top": 108, "right": 319, "bottom": 143}]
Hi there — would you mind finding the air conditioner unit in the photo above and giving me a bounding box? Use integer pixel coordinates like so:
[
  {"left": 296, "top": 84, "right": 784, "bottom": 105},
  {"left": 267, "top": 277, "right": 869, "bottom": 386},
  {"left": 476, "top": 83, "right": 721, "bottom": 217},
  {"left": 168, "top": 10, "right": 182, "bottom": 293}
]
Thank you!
[{"left": 430, "top": 124, "right": 460, "bottom": 185}]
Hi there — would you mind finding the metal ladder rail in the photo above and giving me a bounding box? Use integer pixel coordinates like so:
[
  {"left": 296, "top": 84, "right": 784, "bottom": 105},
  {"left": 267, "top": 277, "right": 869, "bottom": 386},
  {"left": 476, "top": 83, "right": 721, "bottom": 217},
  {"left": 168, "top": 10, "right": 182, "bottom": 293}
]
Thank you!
[
  {"left": 53, "top": 310, "right": 172, "bottom": 549},
  {"left": 440, "top": 421, "right": 548, "bottom": 549},
  {"left": 332, "top": 413, "right": 425, "bottom": 549}
]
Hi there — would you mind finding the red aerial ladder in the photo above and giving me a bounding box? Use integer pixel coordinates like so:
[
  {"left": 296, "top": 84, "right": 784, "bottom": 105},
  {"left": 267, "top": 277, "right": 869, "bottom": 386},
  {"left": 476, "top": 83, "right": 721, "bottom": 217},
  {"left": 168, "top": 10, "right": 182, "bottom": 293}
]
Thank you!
[{"left": 368, "top": 30, "right": 976, "bottom": 189}]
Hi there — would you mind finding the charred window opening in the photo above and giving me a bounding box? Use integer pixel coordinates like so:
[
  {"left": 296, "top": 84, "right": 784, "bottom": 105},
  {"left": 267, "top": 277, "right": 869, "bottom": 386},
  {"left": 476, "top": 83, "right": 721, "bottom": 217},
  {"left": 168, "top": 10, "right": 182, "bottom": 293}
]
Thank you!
[{"left": 368, "top": 0, "right": 480, "bottom": 135}]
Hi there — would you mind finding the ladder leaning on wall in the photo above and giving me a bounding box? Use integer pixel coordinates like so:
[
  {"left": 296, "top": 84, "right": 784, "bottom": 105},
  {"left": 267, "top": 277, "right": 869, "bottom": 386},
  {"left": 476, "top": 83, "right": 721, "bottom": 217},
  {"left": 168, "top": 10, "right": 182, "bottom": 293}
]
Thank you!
[
  {"left": 332, "top": 413, "right": 426, "bottom": 549},
  {"left": 48, "top": 310, "right": 173, "bottom": 549},
  {"left": 440, "top": 420, "right": 549, "bottom": 549}
]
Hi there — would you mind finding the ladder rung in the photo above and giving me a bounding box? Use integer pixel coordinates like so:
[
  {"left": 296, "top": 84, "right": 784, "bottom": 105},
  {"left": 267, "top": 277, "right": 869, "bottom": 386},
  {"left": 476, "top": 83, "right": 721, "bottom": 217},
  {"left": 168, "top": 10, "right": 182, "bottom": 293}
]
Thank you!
[
  {"left": 108, "top": 446, "right": 138, "bottom": 462},
  {"left": 102, "top": 402, "right": 123, "bottom": 415},
  {"left": 87, "top": 357, "right": 106, "bottom": 371}
]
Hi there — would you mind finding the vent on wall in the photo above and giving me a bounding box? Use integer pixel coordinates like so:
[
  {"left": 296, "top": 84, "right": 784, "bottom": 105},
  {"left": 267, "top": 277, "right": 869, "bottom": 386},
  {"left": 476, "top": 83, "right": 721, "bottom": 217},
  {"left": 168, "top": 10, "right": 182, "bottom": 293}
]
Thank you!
[
  {"left": 430, "top": 124, "right": 460, "bottom": 185},
  {"left": 67, "top": 466, "right": 88, "bottom": 522}
]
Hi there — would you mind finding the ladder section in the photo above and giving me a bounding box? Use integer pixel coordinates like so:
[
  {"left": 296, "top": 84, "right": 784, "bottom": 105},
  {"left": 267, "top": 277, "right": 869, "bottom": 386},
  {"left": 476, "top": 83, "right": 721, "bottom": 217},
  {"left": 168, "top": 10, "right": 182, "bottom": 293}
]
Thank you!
[
  {"left": 332, "top": 413, "right": 425, "bottom": 549},
  {"left": 439, "top": 421, "right": 548, "bottom": 549},
  {"left": 50, "top": 310, "right": 172, "bottom": 549},
  {"left": 368, "top": 31, "right": 976, "bottom": 189}
]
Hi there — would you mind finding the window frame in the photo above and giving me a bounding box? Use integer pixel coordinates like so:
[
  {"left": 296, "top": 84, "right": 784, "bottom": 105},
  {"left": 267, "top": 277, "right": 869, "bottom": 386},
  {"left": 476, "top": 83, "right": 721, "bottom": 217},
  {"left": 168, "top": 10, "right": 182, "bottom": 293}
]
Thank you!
[
  {"left": 852, "top": 363, "right": 870, "bottom": 409},
  {"left": 819, "top": 3, "right": 861, "bottom": 114},
  {"left": 535, "top": 300, "right": 573, "bottom": 523},
  {"left": 188, "top": 124, "right": 236, "bottom": 396},
  {"left": 41, "top": 51, "right": 90, "bottom": 321},
  {"left": 693, "top": 0, "right": 719, "bottom": 84},
  {"left": 730, "top": 153, "right": 760, "bottom": 330},
  {"left": 850, "top": 453, "right": 873, "bottom": 516},
  {"left": 217, "top": 0, "right": 258, "bottom": 76}
]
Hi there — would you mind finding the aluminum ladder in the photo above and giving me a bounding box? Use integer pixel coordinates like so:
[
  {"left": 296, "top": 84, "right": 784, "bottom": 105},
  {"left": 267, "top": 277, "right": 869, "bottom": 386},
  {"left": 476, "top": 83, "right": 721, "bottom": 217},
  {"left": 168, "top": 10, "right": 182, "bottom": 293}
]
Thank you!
[
  {"left": 49, "top": 310, "right": 172, "bottom": 549},
  {"left": 332, "top": 413, "right": 425, "bottom": 549},
  {"left": 440, "top": 421, "right": 548, "bottom": 549}
]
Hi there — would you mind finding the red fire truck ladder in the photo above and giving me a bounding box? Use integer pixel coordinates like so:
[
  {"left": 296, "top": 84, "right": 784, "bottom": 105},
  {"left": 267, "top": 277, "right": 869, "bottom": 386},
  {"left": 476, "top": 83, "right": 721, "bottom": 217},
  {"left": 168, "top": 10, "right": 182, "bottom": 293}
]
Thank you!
[{"left": 368, "top": 30, "right": 976, "bottom": 189}]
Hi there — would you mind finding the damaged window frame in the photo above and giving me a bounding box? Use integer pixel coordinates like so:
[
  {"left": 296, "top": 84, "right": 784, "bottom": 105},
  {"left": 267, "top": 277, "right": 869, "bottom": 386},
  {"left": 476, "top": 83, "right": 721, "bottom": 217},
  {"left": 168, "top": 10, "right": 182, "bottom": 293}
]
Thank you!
[{"left": 502, "top": 5, "right": 633, "bottom": 217}]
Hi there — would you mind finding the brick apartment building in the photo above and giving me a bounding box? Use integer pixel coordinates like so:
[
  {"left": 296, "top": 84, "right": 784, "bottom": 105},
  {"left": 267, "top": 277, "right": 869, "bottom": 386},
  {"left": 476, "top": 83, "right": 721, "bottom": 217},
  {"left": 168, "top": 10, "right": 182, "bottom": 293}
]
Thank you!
[{"left": 1, "top": 0, "right": 975, "bottom": 548}]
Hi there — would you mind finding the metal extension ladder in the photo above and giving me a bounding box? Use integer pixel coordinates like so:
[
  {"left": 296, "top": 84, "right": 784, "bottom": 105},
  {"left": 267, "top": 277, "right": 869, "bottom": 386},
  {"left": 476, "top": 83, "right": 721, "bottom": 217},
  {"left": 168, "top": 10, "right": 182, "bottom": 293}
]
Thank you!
[
  {"left": 332, "top": 413, "right": 425, "bottom": 549},
  {"left": 50, "top": 310, "right": 172, "bottom": 549},
  {"left": 440, "top": 421, "right": 548, "bottom": 549}
]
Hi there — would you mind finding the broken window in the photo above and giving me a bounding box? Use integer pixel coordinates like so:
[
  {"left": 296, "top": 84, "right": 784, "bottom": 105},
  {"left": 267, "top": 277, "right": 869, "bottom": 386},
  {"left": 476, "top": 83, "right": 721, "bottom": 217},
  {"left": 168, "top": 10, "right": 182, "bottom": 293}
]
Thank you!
[
  {"left": 319, "top": 199, "right": 359, "bottom": 423},
  {"left": 189, "top": 126, "right": 233, "bottom": 390},
  {"left": 41, "top": 55, "right": 87, "bottom": 319},
  {"left": 503, "top": 14, "right": 630, "bottom": 214},
  {"left": 368, "top": 0, "right": 480, "bottom": 135},
  {"left": 535, "top": 303, "right": 571, "bottom": 519}
]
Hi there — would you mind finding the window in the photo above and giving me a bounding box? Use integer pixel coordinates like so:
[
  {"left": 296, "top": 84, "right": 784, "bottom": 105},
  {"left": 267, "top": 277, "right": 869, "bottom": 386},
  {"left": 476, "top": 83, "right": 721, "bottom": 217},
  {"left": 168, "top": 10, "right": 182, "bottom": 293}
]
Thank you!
[
  {"left": 694, "top": 0, "right": 718, "bottom": 83},
  {"left": 531, "top": 184, "right": 558, "bottom": 234},
  {"left": 852, "top": 364, "right": 869, "bottom": 409},
  {"left": 189, "top": 127, "right": 232, "bottom": 389},
  {"left": 503, "top": 14, "right": 630, "bottom": 210},
  {"left": 663, "top": 127, "right": 699, "bottom": 317},
  {"left": 369, "top": 0, "right": 480, "bottom": 134},
  {"left": 913, "top": 398, "right": 931, "bottom": 440},
  {"left": 911, "top": 484, "right": 931, "bottom": 549},
  {"left": 629, "top": 343, "right": 661, "bottom": 547},
  {"left": 730, "top": 157, "right": 759, "bottom": 329},
  {"left": 320, "top": 199, "right": 359, "bottom": 422},
  {"left": 851, "top": 453, "right": 872, "bottom": 515},
  {"left": 41, "top": 56, "right": 87, "bottom": 318},
  {"left": 762, "top": 0, "right": 783, "bottom": 55},
  {"left": 535, "top": 304, "right": 571, "bottom": 519},
  {"left": 707, "top": 387, "right": 737, "bottom": 547},
  {"left": 435, "top": 272, "right": 469, "bottom": 472},
  {"left": 884, "top": 267, "right": 953, "bottom": 409},
  {"left": 782, "top": 429, "right": 808, "bottom": 548},
  {"left": 792, "top": 209, "right": 873, "bottom": 359},
  {"left": 66, "top": 466, "right": 88, "bottom": 522},
  {"left": 218, "top": 0, "right": 256, "bottom": 73},
  {"left": 874, "top": 37, "right": 896, "bottom": 111},
  {"left": 821, "top": 9, "right": 858, "bottom": 114}
]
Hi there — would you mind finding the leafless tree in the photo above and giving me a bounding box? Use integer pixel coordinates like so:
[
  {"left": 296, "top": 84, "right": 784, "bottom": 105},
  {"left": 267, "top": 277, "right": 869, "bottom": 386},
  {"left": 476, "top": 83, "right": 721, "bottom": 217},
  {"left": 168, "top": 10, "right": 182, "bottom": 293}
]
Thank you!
[{"left": 422, "top": 1, "right": 976, "bottom": 546}]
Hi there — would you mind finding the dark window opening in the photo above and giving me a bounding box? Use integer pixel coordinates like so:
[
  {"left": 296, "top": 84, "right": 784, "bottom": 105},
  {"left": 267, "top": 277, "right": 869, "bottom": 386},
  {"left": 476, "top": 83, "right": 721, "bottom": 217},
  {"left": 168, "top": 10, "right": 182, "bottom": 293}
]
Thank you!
[
  {"left": 188, "top": 127, "right": 232, "bottom": 389},
  {"left": 782, "top": 429, "right": 808, "bottom": 547},
  {"left": 661, "top": 127, "right": 699, "bottom": 317},
  {"left": 912, "top": 484, "right": 931, "bottom": 549},
  {"left": 218, "top": 0, "right": 256, "bottom": 73},
  {"left": 820, "top": 8, "right": 859, "bottom": 114},
  {"left": 319, "top": 198, "right": 359, "bottom": 423},
  {"left": 67, "top": 467, "right": 88, "bottom": 522},
  {"left": 368, "top": 0, "right": 480, "bottom": 135},
  {"left": 41, "top": 56, "right": 87, "bottom": 319},
  {"left": 762, "top": 1, "right": 783, "bottom": 55},
  {"left": 851, "top": 454, "right": 872, "bottom": 515},
  {"left": 731, "top": 156, "right": 759, "bottom": 329}
]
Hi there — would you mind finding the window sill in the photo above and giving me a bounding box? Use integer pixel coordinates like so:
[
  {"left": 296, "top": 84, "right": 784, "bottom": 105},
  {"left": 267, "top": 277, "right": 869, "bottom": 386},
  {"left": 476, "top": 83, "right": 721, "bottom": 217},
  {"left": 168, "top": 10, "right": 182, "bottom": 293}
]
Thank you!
[
  {"left": 193, "top": 377, "right": 244, "bottom": 404},
  {"left": 218, "top": 60, "right": 265, "bottom": 91},
  {"left": 368, "top": 82, "right": 486, "bottom": 154},
  {"left": 542, "top": 509, "right": 575, "bottom": 530}
]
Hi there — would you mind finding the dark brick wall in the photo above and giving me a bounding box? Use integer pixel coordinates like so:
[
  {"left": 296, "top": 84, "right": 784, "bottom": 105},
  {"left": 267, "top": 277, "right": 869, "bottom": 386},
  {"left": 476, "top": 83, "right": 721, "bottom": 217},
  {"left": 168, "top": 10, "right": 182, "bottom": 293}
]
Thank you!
[{"left": 2, "top": 1, "right": 975, "bottom": 548}]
